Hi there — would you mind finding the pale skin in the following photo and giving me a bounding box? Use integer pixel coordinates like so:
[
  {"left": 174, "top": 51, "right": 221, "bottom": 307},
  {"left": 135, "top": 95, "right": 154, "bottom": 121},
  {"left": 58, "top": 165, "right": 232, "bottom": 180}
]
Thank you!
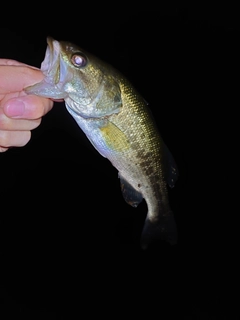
[{"left": 0, "top": 59, "right": 54, "bottom": 152}]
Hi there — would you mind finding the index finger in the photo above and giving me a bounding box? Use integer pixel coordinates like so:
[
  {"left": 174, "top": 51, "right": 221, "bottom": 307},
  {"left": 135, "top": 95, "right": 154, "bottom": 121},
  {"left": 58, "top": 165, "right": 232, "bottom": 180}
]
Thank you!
[
  {"left": 0, "top": 65, "right": 44, "bottom": 93},
  {"left": 0, "top": 59, "right": 36, "bottom": 67}
]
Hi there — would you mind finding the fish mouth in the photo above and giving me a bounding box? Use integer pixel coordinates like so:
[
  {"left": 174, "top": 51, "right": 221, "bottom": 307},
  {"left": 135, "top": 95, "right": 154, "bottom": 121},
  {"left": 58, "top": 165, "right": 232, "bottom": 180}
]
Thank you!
[
  {"left": 41, "top": 37, "right": 60, "bottom": 76},
  {"left": 24, "top": 37, "right": 69, "bottom": 99}
]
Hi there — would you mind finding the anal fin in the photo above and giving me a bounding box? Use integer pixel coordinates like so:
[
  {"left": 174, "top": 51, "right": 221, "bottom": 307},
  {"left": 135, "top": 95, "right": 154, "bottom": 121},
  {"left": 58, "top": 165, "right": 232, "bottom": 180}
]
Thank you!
[{"left": 119, "top": 174, "right": 143, "bottom": 208}]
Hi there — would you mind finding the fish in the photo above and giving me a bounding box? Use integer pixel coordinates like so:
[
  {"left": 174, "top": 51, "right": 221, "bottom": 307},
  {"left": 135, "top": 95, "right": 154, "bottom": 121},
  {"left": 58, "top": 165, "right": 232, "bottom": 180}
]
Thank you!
[{"left": 25, "top": 37, "right": 178, "bottom": 249}]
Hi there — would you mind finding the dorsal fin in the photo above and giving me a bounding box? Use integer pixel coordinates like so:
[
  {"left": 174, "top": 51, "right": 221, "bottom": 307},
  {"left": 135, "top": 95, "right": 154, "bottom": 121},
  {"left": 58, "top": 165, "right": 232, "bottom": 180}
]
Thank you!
[{"left": 163, "top": 143, "right": 178, "bottom": 188}]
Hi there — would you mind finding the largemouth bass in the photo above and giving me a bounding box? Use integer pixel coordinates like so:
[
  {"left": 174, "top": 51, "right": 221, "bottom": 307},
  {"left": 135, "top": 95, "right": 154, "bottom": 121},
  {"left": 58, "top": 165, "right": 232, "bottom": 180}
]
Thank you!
[{"left": 25, "top": 37, "right": 178, "bottom": 249}]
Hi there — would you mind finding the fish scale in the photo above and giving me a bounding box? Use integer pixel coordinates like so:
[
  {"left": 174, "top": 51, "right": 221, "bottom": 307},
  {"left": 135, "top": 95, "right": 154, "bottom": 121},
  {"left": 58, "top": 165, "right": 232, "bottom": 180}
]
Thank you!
[{"left": 25, "top": 37, "right": 178, "bottom": 249}]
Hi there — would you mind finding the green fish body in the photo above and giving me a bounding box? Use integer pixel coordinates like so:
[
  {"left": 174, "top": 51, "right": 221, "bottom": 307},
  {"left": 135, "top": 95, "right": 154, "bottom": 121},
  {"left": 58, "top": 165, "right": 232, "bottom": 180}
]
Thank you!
[{"left": 25, "top": 38, "right": 178, "bottom": 249}]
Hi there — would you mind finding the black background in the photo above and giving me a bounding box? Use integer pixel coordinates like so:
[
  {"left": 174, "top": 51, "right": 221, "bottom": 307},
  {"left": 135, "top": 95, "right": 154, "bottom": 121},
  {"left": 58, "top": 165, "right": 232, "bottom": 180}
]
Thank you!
[{"left": 0, "top": 5, "right": 239, "bottom": 319}]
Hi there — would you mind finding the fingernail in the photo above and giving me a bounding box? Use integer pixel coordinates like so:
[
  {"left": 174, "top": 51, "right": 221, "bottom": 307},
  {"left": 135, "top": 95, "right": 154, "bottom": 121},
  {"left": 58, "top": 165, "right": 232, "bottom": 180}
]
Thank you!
[{"left": 5, "top": 99, "right": 25, "bottom": 118}]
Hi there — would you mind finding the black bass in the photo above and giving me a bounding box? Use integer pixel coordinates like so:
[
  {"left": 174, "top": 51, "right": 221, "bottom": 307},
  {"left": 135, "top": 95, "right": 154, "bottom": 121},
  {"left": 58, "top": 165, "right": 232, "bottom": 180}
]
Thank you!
[{"left": 25, "top": 37, "right": 178, "bottom": 249}]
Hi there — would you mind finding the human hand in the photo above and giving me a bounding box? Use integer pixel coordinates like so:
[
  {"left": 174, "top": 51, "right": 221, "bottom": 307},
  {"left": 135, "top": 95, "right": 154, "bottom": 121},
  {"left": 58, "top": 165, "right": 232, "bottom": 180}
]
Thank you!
[{"left": 0, "top": 59, "right": 54, "bottom": 152}]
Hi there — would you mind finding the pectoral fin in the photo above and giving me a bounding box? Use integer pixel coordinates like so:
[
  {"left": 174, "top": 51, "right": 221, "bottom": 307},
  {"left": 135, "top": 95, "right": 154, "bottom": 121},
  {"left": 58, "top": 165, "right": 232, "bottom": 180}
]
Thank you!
[
  {"left": 100, "top": 121, "right": 130, "bottom": 152},
  {"left": 119, "top": 174, "right": 143, "bottom": 207}
]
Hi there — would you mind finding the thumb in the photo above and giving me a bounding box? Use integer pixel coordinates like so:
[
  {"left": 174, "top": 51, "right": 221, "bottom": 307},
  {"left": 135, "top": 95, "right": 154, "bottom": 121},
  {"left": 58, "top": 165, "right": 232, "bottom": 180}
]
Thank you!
[{"left": 3, "top": 95, "right": 54, "bottom": 119}]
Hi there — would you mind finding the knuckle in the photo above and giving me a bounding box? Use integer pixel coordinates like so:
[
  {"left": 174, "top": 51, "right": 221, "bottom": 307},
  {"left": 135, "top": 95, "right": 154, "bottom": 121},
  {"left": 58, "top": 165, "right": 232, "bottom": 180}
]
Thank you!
[
  {"left": 0, "top": 131, "right": 10, "bottom": 147},
  {"left": 19, "top": 131, "right": 31, "bottom": 146},
  {"left": 0, "top": 130, "right": 31, "bottom": 148},
  {"left": 0, "top": 109, "right": 7, "bottom": 130},
  {"left": 0, "top": 146, "right": 9, "bottom": 152}
]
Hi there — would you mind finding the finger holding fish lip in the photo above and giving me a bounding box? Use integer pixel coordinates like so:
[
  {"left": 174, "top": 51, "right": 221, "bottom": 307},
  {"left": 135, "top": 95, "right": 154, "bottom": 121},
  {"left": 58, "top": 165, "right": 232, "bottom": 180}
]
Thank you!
[
  {"left": 0, "top": 58, "right": 57, "bottom": 152},
  {"left": 0, "top": 59, "right": 37, "bottom": 67},
  {"left": 0, "top": 66, "right": 44, "bottom": 95}
]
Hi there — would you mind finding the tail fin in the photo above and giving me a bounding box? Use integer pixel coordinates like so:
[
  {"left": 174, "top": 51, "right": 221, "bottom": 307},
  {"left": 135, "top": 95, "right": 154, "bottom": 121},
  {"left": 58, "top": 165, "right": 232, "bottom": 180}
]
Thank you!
[{"left": 140, "top": 211, "right": 178, "bottom": 250}]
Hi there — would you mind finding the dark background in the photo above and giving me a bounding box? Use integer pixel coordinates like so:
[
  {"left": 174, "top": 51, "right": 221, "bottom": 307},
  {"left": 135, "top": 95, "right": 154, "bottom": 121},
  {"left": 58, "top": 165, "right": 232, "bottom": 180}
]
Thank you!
[{"left": 0, "top": 5, "right": 239, "bottom": 319}]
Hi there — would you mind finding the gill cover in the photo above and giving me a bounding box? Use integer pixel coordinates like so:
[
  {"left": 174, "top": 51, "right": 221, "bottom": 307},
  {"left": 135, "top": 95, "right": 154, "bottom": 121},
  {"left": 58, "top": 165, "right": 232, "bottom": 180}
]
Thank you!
[{"left": 25, "top": 37, "right": 123, "bottom": 119}]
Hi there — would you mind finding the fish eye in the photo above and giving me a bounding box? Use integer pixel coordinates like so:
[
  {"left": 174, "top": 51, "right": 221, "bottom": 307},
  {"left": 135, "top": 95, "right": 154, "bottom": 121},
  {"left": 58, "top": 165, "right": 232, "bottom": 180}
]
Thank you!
[{"left": 71, "top": 53, "right": 87, "bottom": 68}]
